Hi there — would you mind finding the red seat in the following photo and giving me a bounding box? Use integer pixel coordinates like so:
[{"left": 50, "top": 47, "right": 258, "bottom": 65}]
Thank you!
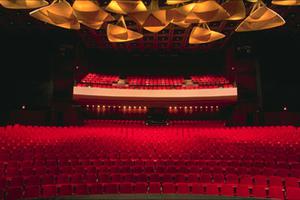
[
  {"left": 162, "top": 182, "right": 176, "bottom": 193},
  {"left": 191, "top": 183, "right": 203, "bottom": 194},
  {"left": 205, "top": 184, "right": 219, "bottom": 195},
  {"left": 149, "top": 182, "right": 161, "bottom": 193},
  {"left": 56, "top": 174, "right": 70, "bottom": 184},
  {"left": 24, "top": 186, "right": 40, "bottom": 198},
  {"left": 119, "top": 183, "right": 133, "bottom": 194},
  {"left": 134, "top": 182, "right": 148, "bottom": 193},
  {"left": 284, "top": 177, "right": 300, "bottom": 188},
  {"left": 73, "top": 184, "right": 88, "bottom": 195},
  {"left": 59, "top": 184, "right": 72, "bottom": 196},
  {"left": 42, "top": 185, "right": 57, "bottom": 197},
  {"left": 252, "top": 185, "right": 267, "bottom": 198},
  {"left": 88, "top": 183, "right": 102, "bottom": 194},
  {"left": 176, "top": 183, "right": 190, "bottom": 194},
  {"left": 6, "top": 187, "right": 23, "bottom": 200},
  {"left": 103, "top": 183, "right": 119, "bottom": 194},
  {"left": 286, "top": 187, "right": 300, "bottom": 200},
  {"left": 267, "top": 186, "right": 284, "bottom": 200},
  {"left": 236, "top": 185, "right": 250, "bottom": 197},
  {"left": 221, "top": 184, "right": 234, "bottom": 196}
]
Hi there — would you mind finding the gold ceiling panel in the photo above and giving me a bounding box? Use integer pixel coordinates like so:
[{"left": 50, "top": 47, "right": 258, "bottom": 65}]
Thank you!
[
  {"left": 165, "top": 0, "right": 192, "bottom": 5},
  {"left": 107, "top": 16, "right": 143, "bottom": 42},
  {"left": 30, "top": 0, "right": 80, "bottom": 30},
  {"left": 185, "top": 0, "right": 230, "bottom": 23},
  {"left": 189, "top": 23, "right": 225, "bottom": 44},
  {"left": 129, "top": 0, "right": 170, "bottom": 33},
  {"left": 105, "top": 0, "right": 147, "bottom": 14},
  {"left": 73, "top": 0, "right": 114, "bottom": 30},
  {"left": 272, "top": 0, "right": 300, "bottom": 6},
  {"left": 236, "top": 1, "right": 285, "bottom": 32},
  {"left": 1, "top": 0, "right": 48, "bottom": 9},
  {"left": 222, "top": 0, "right": 246, "bottom": 21}
]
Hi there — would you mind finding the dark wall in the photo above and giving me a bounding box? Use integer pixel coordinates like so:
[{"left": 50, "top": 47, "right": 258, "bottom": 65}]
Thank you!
[
  {"left": 82, "top": 49, "right": 226, "bottom": 76},
  {"left": 255, "top": 29, "right": 300, "bottom": 111}
]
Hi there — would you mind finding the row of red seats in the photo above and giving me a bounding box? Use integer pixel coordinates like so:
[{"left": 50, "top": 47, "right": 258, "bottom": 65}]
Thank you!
[
  {"left": 2, "top": 182, "right": 300, "bottom": 200},
  {"left": 127, "top": 76, "right": 184, "bottom": 86},
  {"left": 81, "top": 73, "right": 119, "bottom": 84},
  {"left": 191, "top": 75, "right": 230, "bottom": 85},
  {"left": 76, "top": 84, "right": 234, "bottom": 90},
  {"left": 0, "top": 125, "right": 299, "bottom": 200},
  {"left": 1, "top": 173, "right": 299, "bottom": 188}
]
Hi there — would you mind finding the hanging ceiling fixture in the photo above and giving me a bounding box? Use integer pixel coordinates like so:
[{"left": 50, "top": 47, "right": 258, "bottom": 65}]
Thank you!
[
  {"left": 105, "top": 0, "right": 147, "bottom": 14},
  {"left": 1, "top": 0, "right": 49, "bottom": 9},
  {"left": 107, "top": 16, "right": 143, "bottom": 42},
  {"left": 129, "top": 0, "right": 170, "bottom": 33},
  {"left": 73, "top": 0, "right": 114, "bottom": 30},
  {"left": 235, "top": 0, "right": 285, "bottom": 32},
  {"left": 189, "top": 23, "right": 225, "bottom": 44},
  {"left": 30, "top": 0, "right": 80, "bottom": 30},
  {"left": 165, "top": 0, "right": 192, "bottom": 5},
  {"left": 184, "top": 0, "right": 230, "bottom": 23},
  {"left": 271, "top": 0, "right": 300, "bottom": 6},
  {"left": 1, "top": 0, "right": 297, "bottom": 44},
  {"left": 222, "top": 0, "right": 246, "bottom": 21}
]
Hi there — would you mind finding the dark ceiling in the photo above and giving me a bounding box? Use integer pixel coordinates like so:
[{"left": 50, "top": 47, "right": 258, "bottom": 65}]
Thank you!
[{"left": 0, "top": 0, "right": 299, "bottom": 52}]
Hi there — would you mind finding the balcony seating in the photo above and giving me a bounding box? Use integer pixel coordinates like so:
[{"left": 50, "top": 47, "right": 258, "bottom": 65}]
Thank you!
[
  {"left": 76, "top": 74, "right": 233, "bottom": 90},
  {"left": 0, "top": 124, "right": 299, "bottom": 200}
]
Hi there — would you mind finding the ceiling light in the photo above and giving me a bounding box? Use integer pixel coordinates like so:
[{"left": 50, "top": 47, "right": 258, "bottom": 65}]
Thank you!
[
  {"left": 73, "top": 0, "right": 114, "bottom": 30},
  {"left": 272, "top": 0, "right": 300, "bottom": 6},
  {"left": 106, "top": 0, "right": 147, "bottom": 14},
  {"left": 222, "top": 0, "right": 246, "bottom": 21},
  {"left": 236, "top": 1, "right": 285, "bottom": 32},
  {"left": 107, "top": 16, "right": 143, "bottom": 42},
  {"left": 1, "top": 0, "right": 48, "bottom": 9},
  {"left": 189, "top": 23, "right": 225, "bottom": 44},
  {"left": 30, "top": 0, "right": 80, "bottom": 30}
]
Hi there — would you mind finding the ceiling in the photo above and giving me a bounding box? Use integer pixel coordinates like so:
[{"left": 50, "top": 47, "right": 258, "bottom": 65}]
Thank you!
[{"left": 0, "top": 0, "right": 299, "bottom": 52}]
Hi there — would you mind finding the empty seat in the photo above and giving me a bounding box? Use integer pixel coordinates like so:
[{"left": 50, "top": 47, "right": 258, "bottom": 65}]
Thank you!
[
  {"left": 103, "top": 183, "right": 119, "bottom": 194},
  {"left": 73, "top": 184, "right": 88, "bottom": 195},
  {"left": 267, "top": 186, "right": 284, "bottom": 200},
  {"left": 205, "top": 184, "right": 219, "bottom": 195},
  {"left": 251, "top": 185, "right": 267, "bottom": 198},
  {"left": 134, "top": 182, "right": 148, "bottom": 193},
  {"left": 162, "top": 182, "right": 176, "bottom": 193},
  {"left": 286, "top": 187, "right": 300, "bottom": 200},
  {"left": 284, "top": 177, "right": 300, "bottom": 188},
  {"left": 6, "top": 187, "right": 23, "bottom": 200},
  {"left": 236, "top": 185, "right": 250, "bottom": 197},
  {"left": 119, "top": 183, "right": 133, "bottom": 194},
  {"left": 149, "top": 182, "right": 161, "bottom": 193},
  {"left": 221, "top": 184, "right": 234, "bottom": 196},
  {"left": 59, "top": 184, "right": 72, "bottom": 196},
  {"left": 42, "top": 185, "right": 57, "bottom": 197},
  {"left": 176, "top": 183, "right": 190, "bottom": 194},
  {"left": 253, "top": 175, "right": 267, "bottom": 186},
  {"left": 191, "top": 183, "right": 203, "bottom": 194},
  {"left": 24, "top": 186, "right": 41, "bottom": 198}
]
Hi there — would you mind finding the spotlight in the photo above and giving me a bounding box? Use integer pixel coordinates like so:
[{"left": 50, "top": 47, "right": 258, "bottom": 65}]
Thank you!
[
  {"left": 21, "top": 105, "right": 26, "bottom": 109},
  {"left": 283, "top": 106, "right": 287, "bottom": 111},
  {"left": 97, "top": 105, "right": 100, "bottom": 108}
]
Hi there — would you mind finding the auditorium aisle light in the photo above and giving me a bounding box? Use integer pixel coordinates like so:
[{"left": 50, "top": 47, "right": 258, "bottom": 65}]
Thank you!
[{"left": 1, "top": 0, "right": 297, "bottom": 43}]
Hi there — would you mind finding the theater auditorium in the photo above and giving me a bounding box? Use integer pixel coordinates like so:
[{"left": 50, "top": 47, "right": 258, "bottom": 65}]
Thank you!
[{"left": 1, "top": 0, "right": 300, "bottom": 200}]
